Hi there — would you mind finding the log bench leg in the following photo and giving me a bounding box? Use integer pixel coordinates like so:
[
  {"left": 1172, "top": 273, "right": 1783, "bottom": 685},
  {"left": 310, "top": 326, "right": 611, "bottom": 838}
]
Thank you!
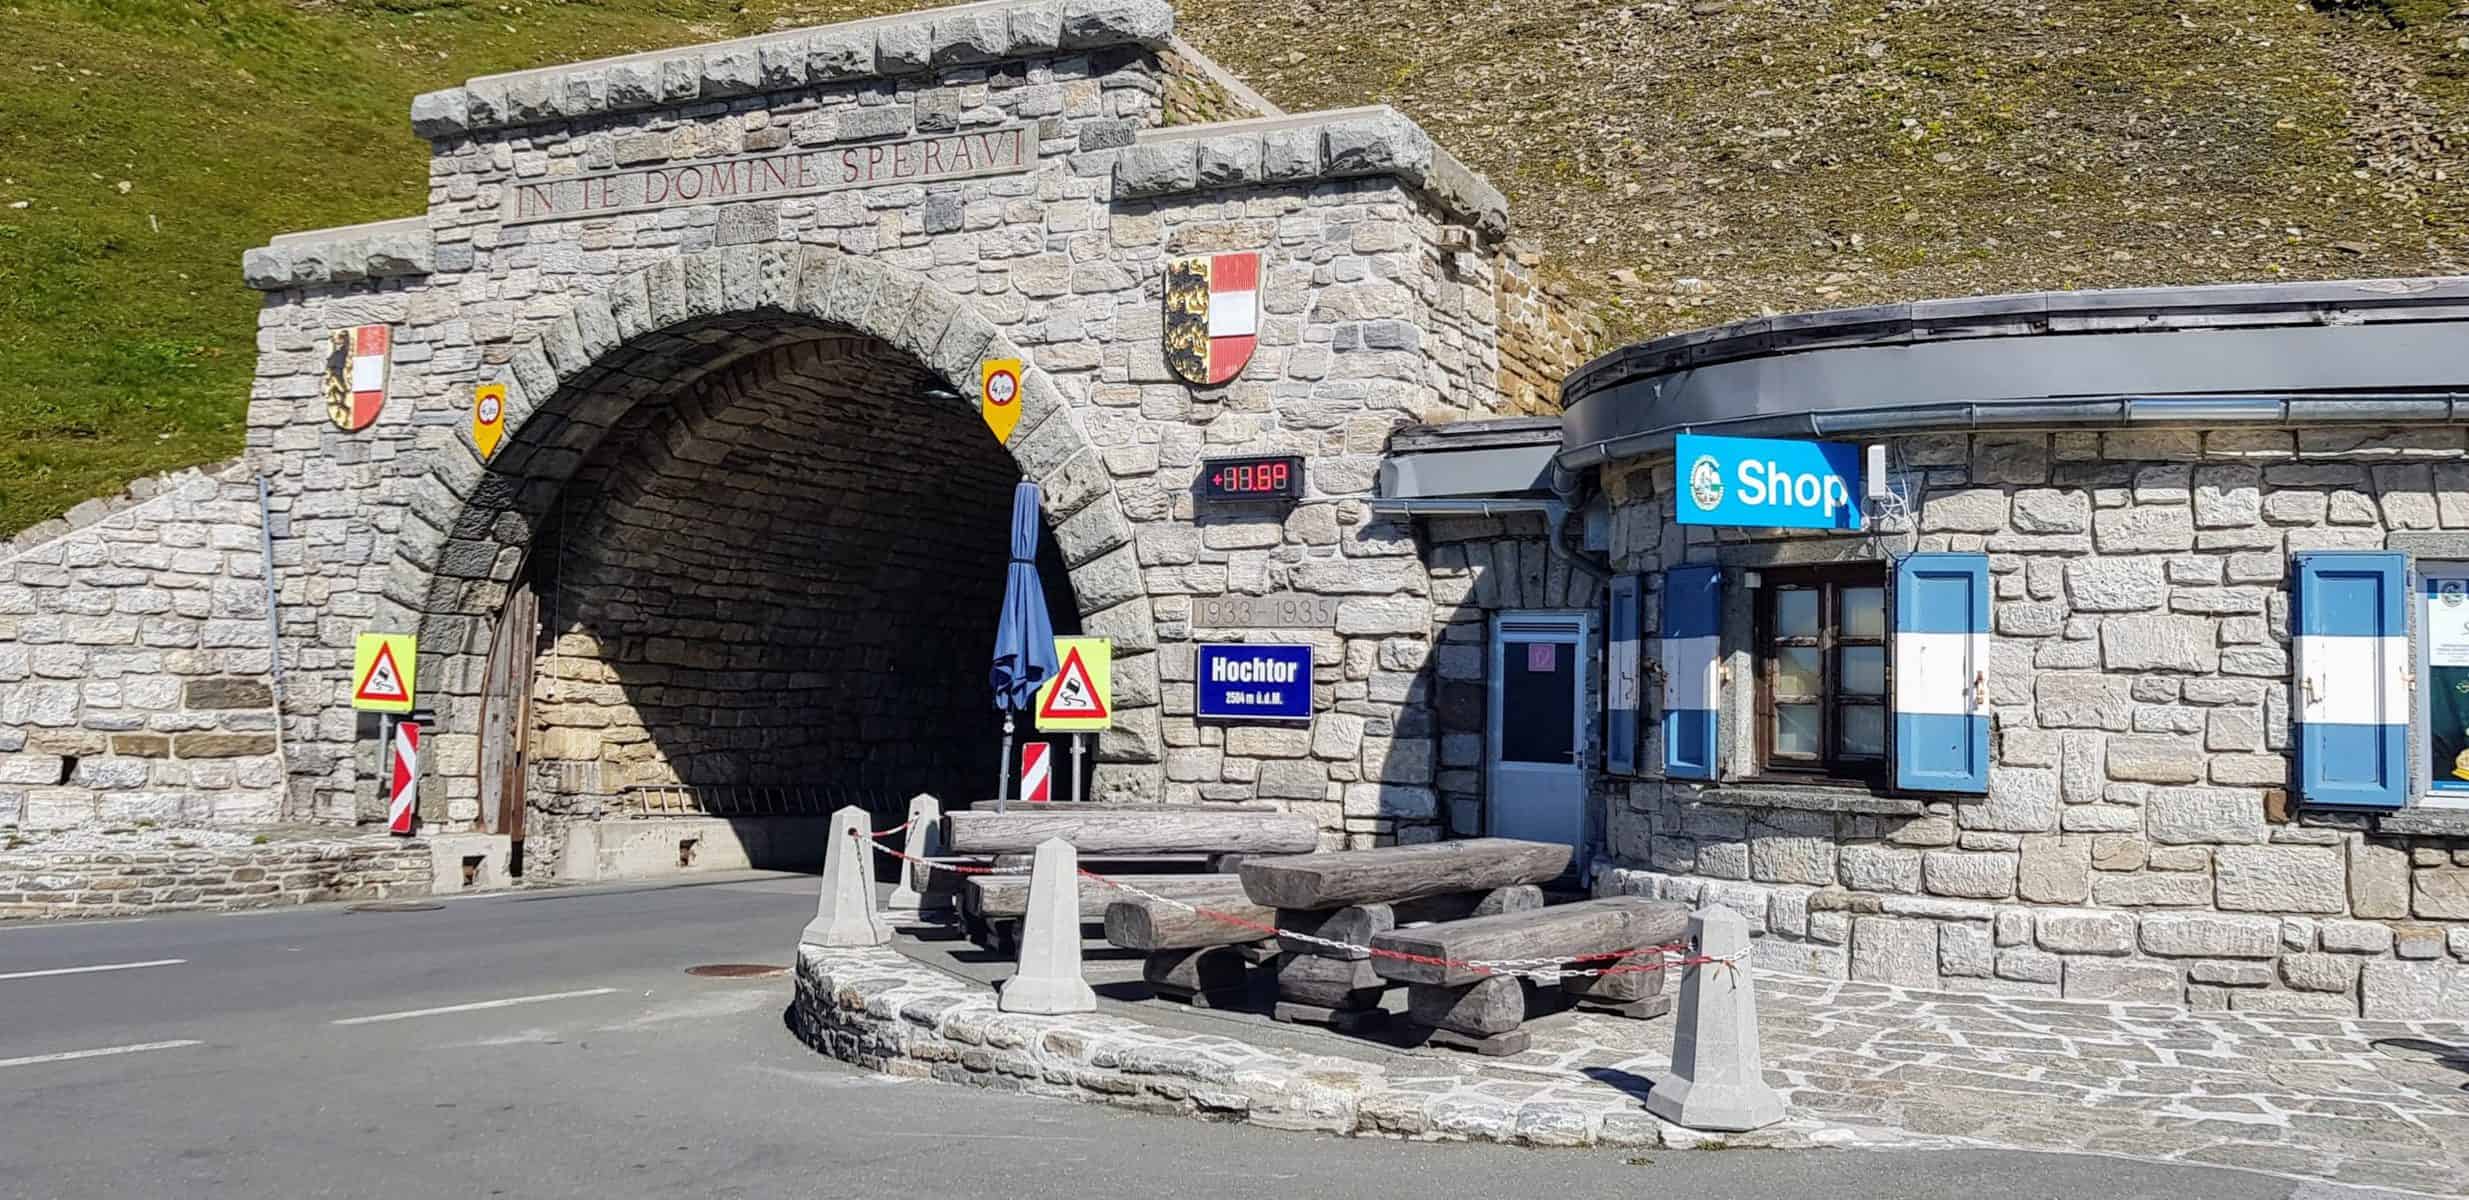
[
  {"left": 1272, "top": 953, "right": 1389, "bottom": 1031},
  {"left": 1405, "top": 976, "right": 1531, "bottom": 1056},
  {"left": 1143, "top": 946, "right": 1253, "bottom": 1009},
  {"left": 1562, "top": 958, "right": 1673, "bottom": 1021},
  {"left": 1273, "top": 1001, "right": 1391, "bottom": 1034},
  {"left": 1425, "top": 1027, "right": 1533, "bottom": 1057}
]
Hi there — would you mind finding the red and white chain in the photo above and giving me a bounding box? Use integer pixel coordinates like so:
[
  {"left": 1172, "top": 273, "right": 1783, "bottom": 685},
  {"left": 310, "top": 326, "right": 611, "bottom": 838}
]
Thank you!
[{"left": 860, "top": 829, "right": 1738, "bottom": 982}]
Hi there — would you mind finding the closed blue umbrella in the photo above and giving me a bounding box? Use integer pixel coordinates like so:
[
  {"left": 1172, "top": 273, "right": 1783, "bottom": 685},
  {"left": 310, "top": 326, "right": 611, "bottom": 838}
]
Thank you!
[{"left": 989, "top": 481, "right": 1057, "bottom": 810}]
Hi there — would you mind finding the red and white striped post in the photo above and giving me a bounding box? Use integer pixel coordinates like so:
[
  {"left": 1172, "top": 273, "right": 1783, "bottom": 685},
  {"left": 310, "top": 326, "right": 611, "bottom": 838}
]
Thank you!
[
  {"left": 1020, "top": 741, "right": 1052, "bottom": 805},
  {"left": 386, "top": 720, "right": 420, "bottom": 836}
]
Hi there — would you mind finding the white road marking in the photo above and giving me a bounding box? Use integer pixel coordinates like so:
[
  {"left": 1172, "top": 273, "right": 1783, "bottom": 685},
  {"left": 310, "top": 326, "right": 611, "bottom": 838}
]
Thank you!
[
  {"left": 331, "top": 987, "right": 622, "bottom": 1026},
  {"left": 0, "top": 1040, "right": 205, "bottom": 1069},
  {"left": 0, "top": 958, "right": 186, "bottom": 981}
]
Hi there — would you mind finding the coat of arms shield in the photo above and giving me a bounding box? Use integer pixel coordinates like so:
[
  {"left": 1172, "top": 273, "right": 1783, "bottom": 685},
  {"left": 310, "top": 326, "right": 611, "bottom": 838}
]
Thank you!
[
  {"left": 323, "top": 325, "right": 392, "bottom": 432},
  {"left": 1163, "top": 252, "right": 1259, "bottom": 386}
]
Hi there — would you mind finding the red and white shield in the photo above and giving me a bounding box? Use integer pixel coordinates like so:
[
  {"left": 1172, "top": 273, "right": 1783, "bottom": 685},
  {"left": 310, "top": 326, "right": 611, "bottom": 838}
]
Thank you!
[
  {"left": 1164, "top": 252, "right": 1259, "bottom": 386},
  {"left": 323, "top": 324, "right": 392, "bottom": 432}
]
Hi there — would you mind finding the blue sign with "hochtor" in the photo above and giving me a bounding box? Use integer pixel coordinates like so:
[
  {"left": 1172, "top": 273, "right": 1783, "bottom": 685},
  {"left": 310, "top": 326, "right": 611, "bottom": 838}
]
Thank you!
[
  {"left": 1674, "top": 432, "right": 1865, "bottom": 531},
  {"left": 1195, "top": 643, "right": 1314, "bottom": 722}
]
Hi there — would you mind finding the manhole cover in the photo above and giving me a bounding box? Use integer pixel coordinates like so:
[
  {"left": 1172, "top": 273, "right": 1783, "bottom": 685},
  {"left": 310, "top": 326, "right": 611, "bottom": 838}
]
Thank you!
[
  {"left": 347, "top": 900, "right": 445, "bottom": 913},
  {"left": 685, "top": 963, "right": 787, "bottom": 979}
]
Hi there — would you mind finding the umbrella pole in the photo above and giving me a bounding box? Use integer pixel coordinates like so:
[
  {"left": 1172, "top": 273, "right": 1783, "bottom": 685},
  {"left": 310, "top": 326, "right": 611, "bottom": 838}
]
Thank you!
[
  {"left": 996, "top": 712, "right": 1015, "bottom": 813},
  {"left": 1071, "top": 734, "right": 1085, "bottom": 804}
]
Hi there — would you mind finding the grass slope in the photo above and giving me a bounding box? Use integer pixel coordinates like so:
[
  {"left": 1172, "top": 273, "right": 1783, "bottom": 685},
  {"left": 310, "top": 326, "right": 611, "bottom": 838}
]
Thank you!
[{"left": 2, "top": 0, "right": 2463, "bottom": 534}]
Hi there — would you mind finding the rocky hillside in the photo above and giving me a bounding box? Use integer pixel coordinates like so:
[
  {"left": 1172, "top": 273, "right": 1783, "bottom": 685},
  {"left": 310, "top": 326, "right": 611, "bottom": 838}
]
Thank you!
[{"left": 2, "top": 0, "right": 2461, "bottom": 533}]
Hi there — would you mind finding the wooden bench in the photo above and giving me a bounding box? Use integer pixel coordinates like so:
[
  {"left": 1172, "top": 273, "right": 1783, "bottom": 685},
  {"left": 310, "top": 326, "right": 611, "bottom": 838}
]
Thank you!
[
  {"left": 1368, "top": 895, "right": 1693, "bottom": 1055},
  {"left": 944, "top": 808, "right": 1319, "bottom": 857},
  {"left": 938, "top": 805, "right": 1319, "bottom": 951},
  {"left": 1103, "top": 890, "right": 1281, "bottom": 1008},
  {"left": 1232, "top": 838, "right": 1572, "bottom": 1031},
  {"left": 961, "top": 872, "right": 1245, "bottom": 956}
]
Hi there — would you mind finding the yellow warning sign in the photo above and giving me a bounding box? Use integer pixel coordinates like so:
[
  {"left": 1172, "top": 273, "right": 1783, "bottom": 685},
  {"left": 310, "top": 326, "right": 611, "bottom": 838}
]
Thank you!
[
  {"left": 1035, "top": 637, "right": 1112, "bottom": 732},
  {"left": 472, "top": 383, "right": 508, "bottom": 461},
  {"left": 352, "top": 632, "right": 419, "bottom": 713},
  {"left": 980, "top": 358, "right": 1023, "bottom": 445}
]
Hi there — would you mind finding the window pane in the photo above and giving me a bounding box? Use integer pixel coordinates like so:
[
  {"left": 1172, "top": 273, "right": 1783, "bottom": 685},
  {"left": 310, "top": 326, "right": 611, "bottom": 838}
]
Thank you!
[
  {"left": 1499, "top": 640, "right": 1576, "bottom": 764},
  {"left": 1839, "top": 704, "right": 1886, "bottom": 758},
  {"left": 1774, "top": 704, "right": 1821, "bottom": 757},
  {"left": 1774, "top": 647, "right": 1821, "bottom": 700},
  {"left": 1840, "top": 646, "right": 1885, "bottom": 696},
  {"left": 1773, "top": 588, "right": 1819, "bottom": 638},
  {"left": 1842, "top": 586, "right": 1885, "bottom": 639}
]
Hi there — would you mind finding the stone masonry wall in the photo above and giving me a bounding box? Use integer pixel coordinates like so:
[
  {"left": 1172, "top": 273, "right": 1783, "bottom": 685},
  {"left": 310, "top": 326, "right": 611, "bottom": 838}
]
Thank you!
[
  {"left": 0, "top": 463, "right": 288, "bottom": 831},
  {"left": 234, "top": 3, "right": 1523, "bottom": 843},
  {"left": 1597, "top": 426, "right": 2469, "bottom": 1019},
  {"left": 1493, "top": 240, "right": 1599, "bottom": 418},
  {"left": 529, "top": 336, "right": 1039, "bottom": 798},
  {"left": 0, "top": 831, "right": 431, "bottom": 918}
]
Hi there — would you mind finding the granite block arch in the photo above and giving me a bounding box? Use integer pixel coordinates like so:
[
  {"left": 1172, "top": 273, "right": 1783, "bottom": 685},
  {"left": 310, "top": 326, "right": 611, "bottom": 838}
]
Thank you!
[{"left": 377, "top": 244, "right": 1163, "bottom": 812}]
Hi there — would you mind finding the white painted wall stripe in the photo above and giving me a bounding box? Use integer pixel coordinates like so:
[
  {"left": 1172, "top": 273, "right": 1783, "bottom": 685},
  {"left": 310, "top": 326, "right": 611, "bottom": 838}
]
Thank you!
[
  {"left": 0, "top": 1040, "right": 205, "bottom": 1069},
  {"left": 1661, "top": 634, "right": 1718, "bottom": 711},
  {"left": 1892, "top": 632, "right": 1989, "bottom": 716},
  {"left": 330, "top": 987, "right": 622, "bottom": 1026},
  {"left": 2296, "top": 633, "right": 2409, "bottom": 726},
  {"left": 0, "top": 958, "right": 186, "bottom": 982}
]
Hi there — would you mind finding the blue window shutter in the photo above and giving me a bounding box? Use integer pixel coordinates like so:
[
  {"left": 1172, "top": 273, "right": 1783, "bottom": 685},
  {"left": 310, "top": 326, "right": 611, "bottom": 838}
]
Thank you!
[
  {"left": 1893, "top": 553, "right": 1990, "bottom": 794},
  {"left": 1660, "top": 565, "right": 1721, "bottom": 780},
  {"left": 2294, "top": 552, "right": 2409, "bottom": 809},
  {"left": 1606, "top": 575, "right": 1641, "bottom": 775}
]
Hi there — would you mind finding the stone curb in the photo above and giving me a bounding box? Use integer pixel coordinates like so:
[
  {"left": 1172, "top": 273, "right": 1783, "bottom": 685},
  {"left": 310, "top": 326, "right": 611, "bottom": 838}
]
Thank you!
[
  {"left": 407, "top": 0, "right": 1175, "bottom": 141},
  {"left": 1116, "top": 107, "right": 1509, "bottom": 241},
  {"left": 0, "top": 833, "right": 434, "bottom": 920},
  {"left": 791, "top": 943, "right": 1866, "bottom": 1150}
]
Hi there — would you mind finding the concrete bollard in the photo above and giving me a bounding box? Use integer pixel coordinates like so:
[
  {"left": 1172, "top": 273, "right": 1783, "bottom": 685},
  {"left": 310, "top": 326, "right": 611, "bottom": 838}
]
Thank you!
[
  {"left": 997, "top": 837, "right": 1096, "bottom": 1015},
  {"left": 883, "top": 793, "right": 947, "bottom": 913},
  {"left": 1645, "top": 905, "right": 1785, "bottom": 1132},
  {"left": 800, "top": 806, "right": 889, "bottom": 948}
]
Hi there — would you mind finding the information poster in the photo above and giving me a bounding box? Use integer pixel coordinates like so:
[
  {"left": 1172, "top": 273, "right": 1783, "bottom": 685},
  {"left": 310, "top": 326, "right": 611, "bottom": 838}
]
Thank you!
[{"left": 2426, "top": 575, "right": 2469, "bottom": 789}]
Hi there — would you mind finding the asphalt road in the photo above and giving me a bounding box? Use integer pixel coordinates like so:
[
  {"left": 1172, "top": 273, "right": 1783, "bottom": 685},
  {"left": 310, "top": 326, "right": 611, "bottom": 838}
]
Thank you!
[{"left": 0, "top": 873, "right": 2404, "bottom": 1199}]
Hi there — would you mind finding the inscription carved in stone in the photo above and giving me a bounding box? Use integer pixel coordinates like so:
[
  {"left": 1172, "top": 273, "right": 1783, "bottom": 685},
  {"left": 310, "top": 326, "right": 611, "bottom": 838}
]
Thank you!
[{"left": 497, "top": 125, "right": 1040, "bottom": 226}]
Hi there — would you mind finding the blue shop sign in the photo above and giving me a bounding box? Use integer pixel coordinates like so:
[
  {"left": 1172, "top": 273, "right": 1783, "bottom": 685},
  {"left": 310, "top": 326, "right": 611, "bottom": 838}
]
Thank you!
[
  {"left": 1674, "top": 432, "right": 1865, "bottom": 531},
  {"left": 1195, "top": 643, "right": 1314, "bottom": 722}
]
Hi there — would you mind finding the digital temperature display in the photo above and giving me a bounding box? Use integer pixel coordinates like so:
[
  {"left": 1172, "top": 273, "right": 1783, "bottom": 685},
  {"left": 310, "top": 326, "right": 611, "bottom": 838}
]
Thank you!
[{"left": 1199, "top": 455, "right": 1304, "bottom": 502}]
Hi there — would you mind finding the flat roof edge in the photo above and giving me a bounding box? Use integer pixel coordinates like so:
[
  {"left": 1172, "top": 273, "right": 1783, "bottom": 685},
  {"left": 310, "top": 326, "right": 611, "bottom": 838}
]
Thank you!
[{"left": 1566, "top": 275, "right": 2469, "bottom": 405}]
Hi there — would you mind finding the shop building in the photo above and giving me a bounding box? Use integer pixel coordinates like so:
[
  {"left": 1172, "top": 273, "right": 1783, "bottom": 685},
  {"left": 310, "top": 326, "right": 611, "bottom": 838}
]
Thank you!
[{"left": 1410, "top": 276, "right": 2469, "bottom": 1017}]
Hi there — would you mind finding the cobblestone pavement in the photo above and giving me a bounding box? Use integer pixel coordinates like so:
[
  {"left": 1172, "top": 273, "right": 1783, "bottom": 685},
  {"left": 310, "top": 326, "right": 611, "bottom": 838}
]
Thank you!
[
  {"left": 1452, "top": 974, "right": 2469, "bottom": 1196},
  {"left": 814, "top": 928, "right": 2469, "bottom": 1196}
]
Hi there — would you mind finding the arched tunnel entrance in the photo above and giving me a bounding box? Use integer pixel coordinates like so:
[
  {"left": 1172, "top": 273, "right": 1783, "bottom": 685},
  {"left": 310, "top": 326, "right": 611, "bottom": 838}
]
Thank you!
[{"left": 483, "top": 318, "right": 1081, "bottom": 877}]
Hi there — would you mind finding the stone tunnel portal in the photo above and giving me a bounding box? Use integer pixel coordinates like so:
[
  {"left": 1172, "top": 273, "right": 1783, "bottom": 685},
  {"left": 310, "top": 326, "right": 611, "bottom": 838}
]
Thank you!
[{"left": 499, "top": 319, "right": 1079, "bottom": 872}]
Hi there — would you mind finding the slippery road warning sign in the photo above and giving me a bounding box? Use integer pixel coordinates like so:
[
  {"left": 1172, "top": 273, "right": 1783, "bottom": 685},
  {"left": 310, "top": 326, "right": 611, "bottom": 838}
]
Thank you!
[
  {"left": 352, "top": 633, "right": 418, "bottom": 713},
  {"left": 1035, "top": 638, "right": 1112, "bottom": 732}
]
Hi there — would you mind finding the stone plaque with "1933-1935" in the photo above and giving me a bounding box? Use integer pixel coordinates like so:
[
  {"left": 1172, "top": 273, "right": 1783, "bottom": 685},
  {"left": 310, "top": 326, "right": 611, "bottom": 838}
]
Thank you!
[
  {"left": 496, "top": 125, "right": 1040, "bottom": 227},
  {"left": 1192, "top": 592, "right": 1340, "bottom": 629}
]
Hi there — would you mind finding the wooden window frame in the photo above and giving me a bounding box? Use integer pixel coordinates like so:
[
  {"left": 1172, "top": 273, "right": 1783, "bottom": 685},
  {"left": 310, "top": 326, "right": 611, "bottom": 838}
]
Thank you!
[{"left": 1751, "top": 565, "right": 1889, "bottom": 788}]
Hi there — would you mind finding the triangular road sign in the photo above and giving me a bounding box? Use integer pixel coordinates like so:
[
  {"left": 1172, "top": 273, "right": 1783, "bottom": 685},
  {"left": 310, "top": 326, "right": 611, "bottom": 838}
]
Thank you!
[
  {"left": 351, "top": 632, "right": 418, "bottom": 713},
  {"left": 356, "top": 643, "right": 410, "bottom": 705},
  {"left": 1040, "top": 648, "right": 1107, "bottom": 720}
]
